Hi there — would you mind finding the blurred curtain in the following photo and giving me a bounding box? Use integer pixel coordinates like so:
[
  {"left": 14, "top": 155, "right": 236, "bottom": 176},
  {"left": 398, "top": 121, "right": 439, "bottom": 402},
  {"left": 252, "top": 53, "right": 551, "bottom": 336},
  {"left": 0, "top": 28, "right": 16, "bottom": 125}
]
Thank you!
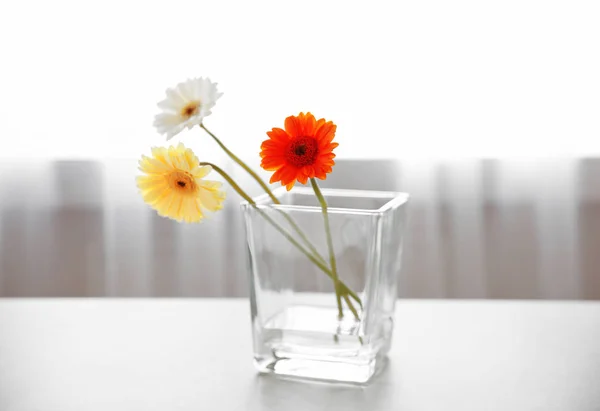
[{"left": 0, "top": 158, "right": 598, "bottom": 299}]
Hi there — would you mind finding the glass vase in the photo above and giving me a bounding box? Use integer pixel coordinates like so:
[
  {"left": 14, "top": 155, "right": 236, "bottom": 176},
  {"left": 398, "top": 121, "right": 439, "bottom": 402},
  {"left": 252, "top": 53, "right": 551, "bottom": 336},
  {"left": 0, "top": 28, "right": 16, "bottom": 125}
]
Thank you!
[{"left": 241, "top": 187, "right": 409, "bottom": 384}]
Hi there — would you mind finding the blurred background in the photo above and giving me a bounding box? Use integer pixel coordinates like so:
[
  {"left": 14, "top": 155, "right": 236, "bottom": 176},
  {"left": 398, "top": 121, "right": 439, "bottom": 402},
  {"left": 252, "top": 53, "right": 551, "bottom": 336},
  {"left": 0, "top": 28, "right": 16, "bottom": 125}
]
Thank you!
[{"left": 0, "top": 0, "right": 598, "bottom": 298}]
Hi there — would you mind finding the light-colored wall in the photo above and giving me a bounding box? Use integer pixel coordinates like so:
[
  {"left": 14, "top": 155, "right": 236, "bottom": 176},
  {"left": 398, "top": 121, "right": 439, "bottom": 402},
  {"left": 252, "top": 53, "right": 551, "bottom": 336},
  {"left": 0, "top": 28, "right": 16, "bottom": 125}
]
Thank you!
[{"left": 0, "top": 158, "right": 597, "bottom": 299}]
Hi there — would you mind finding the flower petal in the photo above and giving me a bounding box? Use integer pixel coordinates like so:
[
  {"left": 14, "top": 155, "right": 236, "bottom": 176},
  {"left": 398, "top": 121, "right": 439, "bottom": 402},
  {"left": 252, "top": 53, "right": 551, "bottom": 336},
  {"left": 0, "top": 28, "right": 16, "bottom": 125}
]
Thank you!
[
  {"left": 300, "top": 112, "right": 317, "bottom": 136},
  {"left": 315, "top": 121, "right": 337, "bottom": 143},
  {"left": 193, "top": 165, "right": 212, "bottom": 179},
  {"left": 266, "top": 128, "right": 290, "bottom": 142},
  {"left": 269, "top": 167, "right": 286, "bottom": 184},
  {"left": 284, "top": 114, "right": 303, "bottom": 138},
  {"left": 154, "top": 77, "right": 221, "bottom": 138},
  {"left": 261, "top": 113, "right": 338, "bottom": 189},
  {"left": 261, "top": 156, "right": 286, "bottom": 171},
  {"left": 136, "top": 143, "right": 224, "bottom": 223}
]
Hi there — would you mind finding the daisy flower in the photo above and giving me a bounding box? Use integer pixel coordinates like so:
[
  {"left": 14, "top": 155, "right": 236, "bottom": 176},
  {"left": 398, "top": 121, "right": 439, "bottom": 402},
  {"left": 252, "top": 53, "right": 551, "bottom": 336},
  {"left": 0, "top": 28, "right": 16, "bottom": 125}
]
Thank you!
[
  {"left": 260, "top": 112, "right": 338, "bottom": 190},
  {"left": 136, "top": 143, "right": 226, "bottom": 223},
  {"left": 154, "top": 77, "right": 223, "bottom": 140}
]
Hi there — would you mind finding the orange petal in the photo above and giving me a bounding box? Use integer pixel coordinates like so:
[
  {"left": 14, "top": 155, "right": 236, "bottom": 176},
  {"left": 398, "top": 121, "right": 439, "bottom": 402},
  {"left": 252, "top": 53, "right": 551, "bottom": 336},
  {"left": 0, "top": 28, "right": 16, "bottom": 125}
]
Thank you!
[
  {"left": 314, "top": 118, "right": 326, "bottom": 131},
  {"left": 301, "top": 112, "right": 317, "bottom": 136},
  {"left": 313, "top": 167, "right": 326, "bottom": 179},
  {"left": 303, "top": 165, "right": 316, "bottom": 178},
  {"left": 276, "top": 167, "right": 299, "bottom": 189},
  {"left": 315, "top": 121, "right": 337, "bottom": 143},
  {"left": 269, "top": 167, "right": 286, "bottom": 184},
  {"left": 261, "top": 154, "right": 285, "bottom": 163},
  {"left": 261, "top": 157, "right": 285, "bottom": 171},
  {"left": 281, "top": 166, "right": 298, "bottom": 183},
  {"left": 284, "top": 113, "right": 316, "bottom": 138},
  {"left": 266, "top": 127, "right": 290, "bottom": 142},
  {"left": 297, "top": 173, "right": 308, "bottom": 185},
  {"left": 261, "top": 139, "right": 285, "bottom": 151},
  {"left": 284, "top": 115, "right": 303, "bottom": 138},
  {"left": 319, "top": 152, "right": 336, "bottom": 160},
  {"left": 261, "top": 162, "right": 284, "bottom": 172}
]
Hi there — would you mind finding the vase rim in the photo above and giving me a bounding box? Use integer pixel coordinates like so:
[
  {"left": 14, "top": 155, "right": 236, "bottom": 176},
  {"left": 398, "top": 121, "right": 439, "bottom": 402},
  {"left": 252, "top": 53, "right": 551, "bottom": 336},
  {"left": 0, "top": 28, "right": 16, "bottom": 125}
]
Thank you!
[{"left": 241, "top": 186, "right": 409, "bottom": 216}]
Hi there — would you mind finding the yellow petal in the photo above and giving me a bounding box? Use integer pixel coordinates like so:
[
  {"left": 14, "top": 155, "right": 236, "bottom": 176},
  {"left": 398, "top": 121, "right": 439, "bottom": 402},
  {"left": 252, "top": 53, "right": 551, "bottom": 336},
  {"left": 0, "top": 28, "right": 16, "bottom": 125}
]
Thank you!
[{"left": 137, "top": 143, "right": 225, "bottom": 223}]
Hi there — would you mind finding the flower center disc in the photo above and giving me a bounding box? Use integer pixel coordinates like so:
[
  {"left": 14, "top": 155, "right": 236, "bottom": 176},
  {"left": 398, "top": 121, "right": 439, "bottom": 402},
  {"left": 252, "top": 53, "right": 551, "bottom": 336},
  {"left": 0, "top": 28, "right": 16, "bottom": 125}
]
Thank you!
[
  {"left": 167, "top": 171, "right": 198, "bottom": 195},
  {"left": 286, "top": 136, "right": 319, "bottom": 167},
  {"left": 181, "top": 101, "right": 201, "bottom": 119}
]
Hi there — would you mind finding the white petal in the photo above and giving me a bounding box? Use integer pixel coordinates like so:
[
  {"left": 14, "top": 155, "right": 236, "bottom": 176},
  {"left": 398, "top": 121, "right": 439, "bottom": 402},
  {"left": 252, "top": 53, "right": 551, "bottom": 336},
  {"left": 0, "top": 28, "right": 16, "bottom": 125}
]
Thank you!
[
  {"left": 182, "top": 116, "right": 202, "bottom": 130},
  {"left": 178, "top": 79, "right": 195, "bottom": 100},
  {"left": 165, "top": 88, "right": 186, "bottom": 106},
  {"left": 155, "top": 113, "right": 183, "bottom": 126},
  {"left": 192, "top": 78, "right": 203, "bottom": 98},
  {"left": 199, "top": 108, "right": 212, "bottom": 118},
  {"left": 154, "top": 77, "right": 221, "bottom": 137},
  {"left": 165, "top": 124, "right": 186, "bottom": 140},
  {"left": 157, "top": 98, "right": 180, "bottom": 112}
]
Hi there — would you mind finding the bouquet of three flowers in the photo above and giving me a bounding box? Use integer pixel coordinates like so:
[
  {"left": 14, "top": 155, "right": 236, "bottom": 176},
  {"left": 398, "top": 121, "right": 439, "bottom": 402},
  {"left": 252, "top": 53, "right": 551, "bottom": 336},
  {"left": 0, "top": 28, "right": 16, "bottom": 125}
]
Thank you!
[{"left": 138, "top": 77, "right": 361, "bottom": 318}]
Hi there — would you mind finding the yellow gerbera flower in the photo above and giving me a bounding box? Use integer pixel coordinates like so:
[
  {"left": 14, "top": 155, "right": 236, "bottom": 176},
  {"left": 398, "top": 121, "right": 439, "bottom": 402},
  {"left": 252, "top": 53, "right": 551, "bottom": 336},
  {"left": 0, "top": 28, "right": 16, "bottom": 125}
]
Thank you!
[{"left": 136, "top": 143, "right": 226, "bottom": 223}]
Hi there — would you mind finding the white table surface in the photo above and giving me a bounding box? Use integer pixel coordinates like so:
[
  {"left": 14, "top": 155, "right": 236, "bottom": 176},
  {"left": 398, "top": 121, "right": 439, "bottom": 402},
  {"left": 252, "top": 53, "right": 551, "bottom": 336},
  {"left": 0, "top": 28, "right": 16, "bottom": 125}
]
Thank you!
[{"left": 0, "top": 299, "right": 599, "bottom": 411}]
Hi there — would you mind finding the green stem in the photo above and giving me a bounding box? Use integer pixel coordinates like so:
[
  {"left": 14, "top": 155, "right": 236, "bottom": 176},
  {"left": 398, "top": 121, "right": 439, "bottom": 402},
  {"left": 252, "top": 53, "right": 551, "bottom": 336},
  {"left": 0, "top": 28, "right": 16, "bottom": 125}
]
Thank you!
[
  {"left": 200, "top": 162, "right": 333, "bottom": 277},
  {"left": 203, "top": 162, "right": 360, "bottom": 315},
  {"left": 196, "top": 131, "right": 363, "bottom": 316},
  {"left": 278, "top": 211, "right": 328, "bottom": 267},
  {"left": 200, "top": 124, "right": 279, "bottom": 205},
  {"left": 310, "top": 178, "right": 343, "bottom": 319},
  {"left": 200, "top": 124, "right": 328, "bottom": 268},
  {"left": 343, "top": 294, "right": 360, "bottom": 321}
]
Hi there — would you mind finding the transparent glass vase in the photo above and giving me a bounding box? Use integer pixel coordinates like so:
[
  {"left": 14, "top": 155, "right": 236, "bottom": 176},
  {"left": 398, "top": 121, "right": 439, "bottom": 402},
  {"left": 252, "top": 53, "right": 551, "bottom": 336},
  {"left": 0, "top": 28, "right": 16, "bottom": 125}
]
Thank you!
[{"left": 241, "top": 187, "right": 409, "bottom": 384}]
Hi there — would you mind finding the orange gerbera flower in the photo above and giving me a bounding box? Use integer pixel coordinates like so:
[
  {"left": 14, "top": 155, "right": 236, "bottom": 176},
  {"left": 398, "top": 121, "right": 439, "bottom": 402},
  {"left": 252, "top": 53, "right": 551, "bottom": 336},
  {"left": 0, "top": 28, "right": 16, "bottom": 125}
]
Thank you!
[{"left": 260, "top": 112, "right": 338, "bottom": 190}]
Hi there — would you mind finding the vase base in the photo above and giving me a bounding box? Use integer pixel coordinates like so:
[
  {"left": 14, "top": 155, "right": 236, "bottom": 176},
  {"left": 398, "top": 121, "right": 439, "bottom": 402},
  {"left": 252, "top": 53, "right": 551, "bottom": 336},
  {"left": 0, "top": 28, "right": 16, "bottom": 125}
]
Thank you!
[{"left": 254, "top": 354, "right": 386, "bottom": 384}]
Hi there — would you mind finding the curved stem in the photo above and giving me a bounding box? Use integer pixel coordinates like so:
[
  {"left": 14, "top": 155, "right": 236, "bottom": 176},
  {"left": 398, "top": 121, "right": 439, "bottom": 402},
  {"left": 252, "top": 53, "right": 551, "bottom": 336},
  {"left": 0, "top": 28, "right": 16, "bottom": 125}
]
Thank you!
[
  {"left": 197, "top": 138, "right": 363, "bottom": 317},
  {"left": 343, "top": 295, "right": 359, "bottom": 321},
  {"left": 202, "top": 162, "right": 361, "bottom": 314},
  {"left": 278, "top": 211, "right": 328, "bottom": 267},
  {"left": 200, "top": 162, "right": 332, "bottom": 277},
  {"left": 200, "top": 124, "right": 328, "bottom": 267},
  {"left": 310, "top": 178, "right": 343, "bottom": 319},
  {"left": 200, "top": 124, "right": 279, "bottom": 204}
]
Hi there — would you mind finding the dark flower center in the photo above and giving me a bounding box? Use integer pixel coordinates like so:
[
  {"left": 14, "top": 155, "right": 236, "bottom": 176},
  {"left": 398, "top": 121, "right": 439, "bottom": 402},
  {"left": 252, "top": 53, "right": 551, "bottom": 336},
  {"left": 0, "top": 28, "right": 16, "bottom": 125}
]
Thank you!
[
  {"left": 181, "top": 101, "right": 201, "bottom": 119},
  {"left": 167, "top": 171, "right": 198, "bottom": 196},
  {"left": 286, "top": 136, "right": 319, "bottom": 167}
]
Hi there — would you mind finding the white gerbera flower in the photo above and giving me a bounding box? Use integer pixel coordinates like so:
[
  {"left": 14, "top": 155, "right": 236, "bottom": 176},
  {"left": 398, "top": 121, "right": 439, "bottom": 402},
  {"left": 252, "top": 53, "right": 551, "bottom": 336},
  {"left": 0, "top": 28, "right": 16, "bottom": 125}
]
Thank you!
[{"left": 154, "top": 77, "right": 223, "bottom": 140}]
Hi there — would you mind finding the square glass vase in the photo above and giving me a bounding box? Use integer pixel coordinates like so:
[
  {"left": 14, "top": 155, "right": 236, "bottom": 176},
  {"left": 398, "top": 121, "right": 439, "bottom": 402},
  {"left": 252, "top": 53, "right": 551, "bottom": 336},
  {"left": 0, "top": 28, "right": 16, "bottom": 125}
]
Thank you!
[{"left": 241, "top": 187, "right": 409, "bottom": 384}]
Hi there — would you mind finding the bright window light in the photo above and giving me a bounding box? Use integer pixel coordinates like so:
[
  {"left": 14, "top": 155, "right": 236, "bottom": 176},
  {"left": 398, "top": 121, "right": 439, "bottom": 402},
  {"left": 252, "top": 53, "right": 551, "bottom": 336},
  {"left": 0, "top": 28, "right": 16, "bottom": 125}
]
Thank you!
[{"left": 1, "top": 0, "right": 599, "bottom": 159}]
